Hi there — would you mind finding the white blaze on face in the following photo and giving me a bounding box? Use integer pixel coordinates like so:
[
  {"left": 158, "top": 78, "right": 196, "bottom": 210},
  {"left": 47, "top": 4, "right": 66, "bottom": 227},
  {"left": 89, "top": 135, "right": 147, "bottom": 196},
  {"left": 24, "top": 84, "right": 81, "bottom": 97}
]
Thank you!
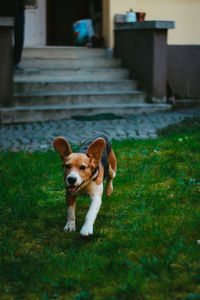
[{"left": 66, "top": 169, "right": 83, "bottom": 187}]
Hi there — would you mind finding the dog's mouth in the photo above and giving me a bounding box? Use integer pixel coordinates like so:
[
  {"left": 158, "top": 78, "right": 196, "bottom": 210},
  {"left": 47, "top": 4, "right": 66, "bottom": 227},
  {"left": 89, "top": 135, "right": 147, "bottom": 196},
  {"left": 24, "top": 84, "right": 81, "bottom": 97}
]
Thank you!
[
  {"left": 67, "top": 181, "right": 85, "bottom": 193},
  {"left": 67, "top": 186, "right": 77, "bottom": 193}
]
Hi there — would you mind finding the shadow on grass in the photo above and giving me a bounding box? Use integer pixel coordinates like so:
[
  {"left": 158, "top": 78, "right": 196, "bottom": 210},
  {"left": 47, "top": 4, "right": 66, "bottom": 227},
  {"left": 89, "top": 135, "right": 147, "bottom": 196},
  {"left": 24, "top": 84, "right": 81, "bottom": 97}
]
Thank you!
[
  {"left": 157, "top": 116, "right": 200, "bottom": 137},
  {"left": 72, "top": 113, "right": 123, "bottom": 121}
]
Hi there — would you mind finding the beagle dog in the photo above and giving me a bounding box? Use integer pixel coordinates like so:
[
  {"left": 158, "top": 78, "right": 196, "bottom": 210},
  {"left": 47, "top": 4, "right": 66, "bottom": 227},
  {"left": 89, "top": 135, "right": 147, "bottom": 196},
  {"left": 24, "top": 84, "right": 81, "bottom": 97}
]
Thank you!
[{"left": 54, "top": 134, "right": 117, "bottom": 236}]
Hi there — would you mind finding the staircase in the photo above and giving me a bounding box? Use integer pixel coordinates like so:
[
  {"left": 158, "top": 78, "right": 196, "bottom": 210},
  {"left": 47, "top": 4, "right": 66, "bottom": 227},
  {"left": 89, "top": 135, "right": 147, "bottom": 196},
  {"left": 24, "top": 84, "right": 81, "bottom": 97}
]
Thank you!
[{"left": 1, "top": 47, "right": 171, "bottom": 124}]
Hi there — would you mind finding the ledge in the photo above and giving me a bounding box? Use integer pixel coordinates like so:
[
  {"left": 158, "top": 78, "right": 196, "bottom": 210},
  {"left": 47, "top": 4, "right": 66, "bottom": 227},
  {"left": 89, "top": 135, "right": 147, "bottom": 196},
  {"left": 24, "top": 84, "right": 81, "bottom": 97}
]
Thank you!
[
  {"left": 0, "top": 17, "right": 14, "bottom": 27},
  {"left": 115, "top": 20, "right": 175, "bottom": 31}
]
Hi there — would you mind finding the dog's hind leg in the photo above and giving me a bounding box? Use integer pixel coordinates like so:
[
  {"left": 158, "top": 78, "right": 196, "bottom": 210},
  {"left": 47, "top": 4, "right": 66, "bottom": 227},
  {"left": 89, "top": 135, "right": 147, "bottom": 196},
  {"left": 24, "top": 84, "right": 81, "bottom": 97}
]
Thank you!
[{"left": 105, "top": 148, "right": 117, "bottom": 197}]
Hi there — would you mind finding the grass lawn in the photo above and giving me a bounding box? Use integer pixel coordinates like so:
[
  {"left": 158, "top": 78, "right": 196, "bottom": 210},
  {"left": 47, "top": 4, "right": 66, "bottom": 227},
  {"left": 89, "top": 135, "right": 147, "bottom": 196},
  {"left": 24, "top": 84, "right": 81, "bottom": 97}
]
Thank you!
[{"left": 0, "top": 118, "right": 200, "bottom": 300}]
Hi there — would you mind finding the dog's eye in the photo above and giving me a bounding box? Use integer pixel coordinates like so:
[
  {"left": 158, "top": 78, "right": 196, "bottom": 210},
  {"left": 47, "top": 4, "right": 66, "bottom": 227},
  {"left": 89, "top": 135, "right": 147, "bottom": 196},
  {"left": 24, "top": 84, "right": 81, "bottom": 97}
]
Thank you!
[
  {"left": 65, "top": 164, "right": 71, "bottom": 169},
  {"left": 80, "top": 165, "right": 86, "bottom": 170}
]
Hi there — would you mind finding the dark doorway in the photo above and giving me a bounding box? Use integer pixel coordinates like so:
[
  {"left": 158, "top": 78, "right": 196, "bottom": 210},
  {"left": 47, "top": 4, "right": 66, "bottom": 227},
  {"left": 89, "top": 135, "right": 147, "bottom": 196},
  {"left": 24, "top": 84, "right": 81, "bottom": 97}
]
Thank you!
[{"left": 47, "top": 0, "right": 102, "bottom": 46}]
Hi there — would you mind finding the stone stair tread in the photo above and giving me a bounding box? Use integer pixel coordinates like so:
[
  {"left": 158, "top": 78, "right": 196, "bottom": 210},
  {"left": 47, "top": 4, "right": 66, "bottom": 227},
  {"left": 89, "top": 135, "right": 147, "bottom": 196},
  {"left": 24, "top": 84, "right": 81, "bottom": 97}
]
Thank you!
[
  {"left": 14, "top": 68, "right": 129, "bottom": 81},
  {"left": 23, "top": 47, "right": 108, "bottom": 56},
  {"left": 23, "top": 46, "right": 107, "bottom": 51},
  {"left": 14, "top": 79, "right": 134, "bottom": 83},
  {"left": 23, "top": 56, "right": 111, "bottom": 59},
  {"left": 2, "top": 103, "right": 171, "bottom": 111},
  {"left": 22, "top": 57, "right": 119, "bottom": 61},
  {"left": 14, "top": 90, "right": 144, "bottom": 97},
  {"left": 14, "top": 80, "right": 138, "bottom": 95},
  {"left": 21, "top": 57, "right": 121, "bottom": 69},
  {"left": 1, "top": 103, "right": 171, "bottom": 123},
  {"left": 15, "top": 67, "right": 128, "bottom": 72},
  {"left": 168, "top": 99, "right": 200, "bottom": 107}
]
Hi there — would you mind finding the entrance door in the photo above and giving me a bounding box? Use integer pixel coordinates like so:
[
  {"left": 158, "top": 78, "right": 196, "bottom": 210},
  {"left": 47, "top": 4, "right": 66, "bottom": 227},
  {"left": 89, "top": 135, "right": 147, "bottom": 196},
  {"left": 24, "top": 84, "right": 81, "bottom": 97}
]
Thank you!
[
  {"left": 47, "top": 0, "right": 102, "bottom": 46},
  {"left": 24, "top": 0, "right": 46, "bottom": 47}
]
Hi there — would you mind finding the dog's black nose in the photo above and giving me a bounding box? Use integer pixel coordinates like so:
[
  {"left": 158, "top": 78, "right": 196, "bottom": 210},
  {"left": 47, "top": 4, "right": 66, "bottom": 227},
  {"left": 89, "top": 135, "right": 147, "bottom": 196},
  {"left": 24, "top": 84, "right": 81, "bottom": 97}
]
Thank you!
[{"left": 68, "top": 176, "right": 77, "bottom": 185}]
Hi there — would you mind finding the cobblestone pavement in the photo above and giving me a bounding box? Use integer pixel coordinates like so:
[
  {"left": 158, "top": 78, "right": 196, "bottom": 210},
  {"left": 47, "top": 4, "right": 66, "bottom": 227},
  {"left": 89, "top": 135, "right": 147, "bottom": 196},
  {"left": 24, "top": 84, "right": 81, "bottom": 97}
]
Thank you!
[{"left": 1, "top": 109, "right": 200, "bottom": 152}]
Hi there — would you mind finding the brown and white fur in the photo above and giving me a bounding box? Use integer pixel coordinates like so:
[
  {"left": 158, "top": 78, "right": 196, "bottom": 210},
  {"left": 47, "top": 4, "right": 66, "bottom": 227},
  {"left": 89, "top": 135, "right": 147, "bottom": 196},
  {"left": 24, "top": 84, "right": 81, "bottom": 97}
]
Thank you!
[{"left": 54, "top": 135, "right": 117, "bottom": 236}]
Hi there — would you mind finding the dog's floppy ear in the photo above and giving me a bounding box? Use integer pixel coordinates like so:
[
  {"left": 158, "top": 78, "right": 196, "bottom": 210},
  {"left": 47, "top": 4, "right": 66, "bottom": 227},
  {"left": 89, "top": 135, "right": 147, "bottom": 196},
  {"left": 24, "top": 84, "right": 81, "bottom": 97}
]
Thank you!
[
  {"left": 53, "top": 137, "right": 72, "bottom": 159},
  {"left": 87, "top": 138, "right": 106, "bottom": 164}
]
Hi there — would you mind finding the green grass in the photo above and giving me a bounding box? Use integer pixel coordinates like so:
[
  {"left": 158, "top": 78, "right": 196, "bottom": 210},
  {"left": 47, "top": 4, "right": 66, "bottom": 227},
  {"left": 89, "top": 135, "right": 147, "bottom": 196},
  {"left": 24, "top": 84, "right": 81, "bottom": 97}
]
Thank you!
[{"left": 1, "top": 118, "right": 200, "bottom": 300}]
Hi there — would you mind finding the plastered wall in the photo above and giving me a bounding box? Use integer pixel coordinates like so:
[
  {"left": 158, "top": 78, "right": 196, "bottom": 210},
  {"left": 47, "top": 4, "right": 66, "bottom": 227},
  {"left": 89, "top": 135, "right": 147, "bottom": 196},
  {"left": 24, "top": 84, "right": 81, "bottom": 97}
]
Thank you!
[{"left": 103, "top": 0, "right": 200, "bottom": 48}]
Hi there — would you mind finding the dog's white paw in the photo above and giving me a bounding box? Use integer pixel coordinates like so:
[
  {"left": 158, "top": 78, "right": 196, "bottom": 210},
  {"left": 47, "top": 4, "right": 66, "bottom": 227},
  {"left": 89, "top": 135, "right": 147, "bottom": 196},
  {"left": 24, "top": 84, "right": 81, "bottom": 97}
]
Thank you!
[
  {"left": 80, "top": 224, "right": 93, "bottom": 236},
  {"left": 63, "top": 221, "right": 76, "bottom": 232}
]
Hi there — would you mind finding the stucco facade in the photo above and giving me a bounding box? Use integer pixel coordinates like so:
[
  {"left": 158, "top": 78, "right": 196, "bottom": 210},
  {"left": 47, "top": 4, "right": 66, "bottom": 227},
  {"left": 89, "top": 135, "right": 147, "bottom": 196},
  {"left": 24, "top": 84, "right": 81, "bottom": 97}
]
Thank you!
[{"left": 103, "top": 0, "right": 200, "bottom": 48}]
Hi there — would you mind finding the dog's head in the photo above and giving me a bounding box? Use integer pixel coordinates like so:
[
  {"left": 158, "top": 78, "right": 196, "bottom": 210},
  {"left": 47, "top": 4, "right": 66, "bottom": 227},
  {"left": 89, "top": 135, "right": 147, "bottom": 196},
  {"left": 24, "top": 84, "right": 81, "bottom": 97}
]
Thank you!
[{"left": 54, "top": 137, "right": 106, "bottom": 194}]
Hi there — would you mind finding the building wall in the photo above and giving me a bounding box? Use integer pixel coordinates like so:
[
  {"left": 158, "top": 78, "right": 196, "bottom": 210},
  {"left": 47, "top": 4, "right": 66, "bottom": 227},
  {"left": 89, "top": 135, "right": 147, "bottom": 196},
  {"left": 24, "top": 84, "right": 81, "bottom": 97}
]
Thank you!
[
  {"left": 137, "top": 0, "right": 200, "bottom": 45},
  {"left": 104, "top": 0, "right": 200, "bottom": 48},
  {"left": 0, "top": 25, "right": 13, "bottom": 106},
  {"left": 102, "top": 0, "right": 110, "bottom": 48},
  {"left": 24, "top": 0, "right": 200, "bottom": 48},
  {"left": 168, "top": 45, "right": 200, "bottom": 99},
  {"left": 104, "top": 0, "right": 138, "bottom": 48}
]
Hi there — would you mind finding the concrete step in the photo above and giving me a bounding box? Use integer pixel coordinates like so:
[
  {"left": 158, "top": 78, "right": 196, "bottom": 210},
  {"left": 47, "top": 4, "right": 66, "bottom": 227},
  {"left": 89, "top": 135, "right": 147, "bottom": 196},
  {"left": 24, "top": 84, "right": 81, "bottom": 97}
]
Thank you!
[
  {"left": 168, "top": 99, "right": 200, "bottom": 108},
  {"left": 14, "top": 79, "right": 137, "bottom": 93},
  {"left": 21, "top": 57, "right": 121, "bottom": 69},
  {"left": 23, "top": 47, "right": 109, "bottom": 59},
  {"left": 3, "top": 46, "right": 163, "bottom": 125},
  {"left": 13, "top": 90, "right": 145, "bottom": 106},
  {"left": 14, "top": 68, "right": 130, "bottom": 80},
  {"left": 0, "top": 103, "right": 172, "bottom": 124}
]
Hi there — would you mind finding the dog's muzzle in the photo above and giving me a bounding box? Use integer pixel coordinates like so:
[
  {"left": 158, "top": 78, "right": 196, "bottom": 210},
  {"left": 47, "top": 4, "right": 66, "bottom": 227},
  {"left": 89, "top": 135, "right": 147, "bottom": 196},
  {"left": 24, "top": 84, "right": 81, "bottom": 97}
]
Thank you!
[{"left": 66, "top": 172, "right": 84, "bottom": 193}]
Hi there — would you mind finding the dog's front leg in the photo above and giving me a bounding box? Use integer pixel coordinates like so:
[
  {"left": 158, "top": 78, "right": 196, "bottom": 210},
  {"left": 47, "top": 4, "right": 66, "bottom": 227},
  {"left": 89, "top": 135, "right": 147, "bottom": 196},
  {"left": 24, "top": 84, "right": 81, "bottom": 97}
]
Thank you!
[
  {"left": 80, "top": 183, "right": 103, "bottom": 236},
  {"left": 63, "top": 194, "right": 76, "bottom": 232}
]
